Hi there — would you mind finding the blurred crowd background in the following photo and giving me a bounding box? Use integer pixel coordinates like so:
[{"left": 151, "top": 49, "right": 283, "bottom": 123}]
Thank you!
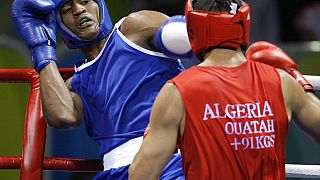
[{"left": 0, "top": 0, "right": 320, "bottom": 179}]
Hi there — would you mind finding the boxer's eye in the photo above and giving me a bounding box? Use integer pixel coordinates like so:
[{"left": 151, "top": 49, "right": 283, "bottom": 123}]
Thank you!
[
  {"left": 61, "top": 7, "right": 72, "bottom": 15},
  {"left": 61, "top": 3, "right": 72, "bottom": 15},
  {"left": 81, "top": 0, "right": 91, "bottom": 5}
]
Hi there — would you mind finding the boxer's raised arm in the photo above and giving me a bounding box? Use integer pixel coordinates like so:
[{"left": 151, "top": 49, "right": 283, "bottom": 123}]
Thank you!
[
  {"left": 121, "top": 11, "right": 193, "bottom": 59},
  {"left": 246, "top": 41, "right": 320, "bottom": 143},
  {"left": 11, "top": 0, "right": 83, "bottom": 129},
  {"left": 279, "top": 70, "right": 320, "bottom": 144},
  {"left": 40, "top": 63, "right": 83, "bottom": 129}
]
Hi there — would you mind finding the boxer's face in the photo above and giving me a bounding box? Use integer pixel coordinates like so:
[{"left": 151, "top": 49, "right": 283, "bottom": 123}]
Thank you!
[{"left": 60, "top": 0, "right": 100, "bottom": 40}]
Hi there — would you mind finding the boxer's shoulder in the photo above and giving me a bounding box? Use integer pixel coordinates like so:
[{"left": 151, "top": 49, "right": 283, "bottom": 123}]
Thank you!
[{"left": 119, "top": 11, "right": 169, "bottom": 50}]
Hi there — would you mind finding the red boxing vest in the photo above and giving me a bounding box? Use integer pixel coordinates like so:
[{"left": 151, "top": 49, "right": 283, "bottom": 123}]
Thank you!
[{"left": 169, "top": 60, "right": 288, "bottom": 180}]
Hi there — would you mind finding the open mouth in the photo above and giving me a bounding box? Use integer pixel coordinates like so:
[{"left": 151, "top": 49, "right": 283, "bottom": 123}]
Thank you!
[{"left": 79, "top": 17, "right": 92, "bottom": 27}]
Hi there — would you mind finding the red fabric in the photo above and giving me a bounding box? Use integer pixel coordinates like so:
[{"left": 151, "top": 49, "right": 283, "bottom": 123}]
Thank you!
[{"left": 169, "top": 60, "right": 288, "bottom": 180}]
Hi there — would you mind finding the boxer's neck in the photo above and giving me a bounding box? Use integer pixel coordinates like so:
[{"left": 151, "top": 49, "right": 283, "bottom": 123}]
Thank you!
[
  {"left": 81, "top": 38, "right": 108, "bottom": 61},
  {"left": 199, "top": 48, "right": 246, "bottom": 67}
]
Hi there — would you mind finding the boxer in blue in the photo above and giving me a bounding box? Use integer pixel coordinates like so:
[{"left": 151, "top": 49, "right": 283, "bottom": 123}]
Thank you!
[{"left": 11, "top": 0, "right": 193, "bottom": 179}]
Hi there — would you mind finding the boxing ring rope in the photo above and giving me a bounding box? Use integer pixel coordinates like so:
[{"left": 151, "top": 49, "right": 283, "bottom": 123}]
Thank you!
[
  {"left": 0, "top": 69, "right": 319, "bottom": 179},
  {"left": 304, "top": 75, "right": 320, "bottom": 91},
  {"left": 0, "top": 69, "right": 103, "bottom": 180},
  {"left": 286, "top": 164, "right": 320, "bottom": 178}
]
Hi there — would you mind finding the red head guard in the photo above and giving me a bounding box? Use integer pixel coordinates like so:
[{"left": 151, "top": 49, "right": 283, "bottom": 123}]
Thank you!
[{"left": 185, "top": 0, "right": 251, "bottom": 60}]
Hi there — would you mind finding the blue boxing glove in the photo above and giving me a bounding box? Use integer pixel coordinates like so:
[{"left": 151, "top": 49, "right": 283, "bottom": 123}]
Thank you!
[
  {"left": 154, "top": 15, "right": 194, "bottom": 59},
  {"left": 11, "top": 0, "right": 57, "bottom": 73}
]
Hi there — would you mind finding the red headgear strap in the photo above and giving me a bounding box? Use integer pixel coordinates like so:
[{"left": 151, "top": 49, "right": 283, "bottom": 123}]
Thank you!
[{"left": 185, "top": 0, "right": 250, "bottom": 60}]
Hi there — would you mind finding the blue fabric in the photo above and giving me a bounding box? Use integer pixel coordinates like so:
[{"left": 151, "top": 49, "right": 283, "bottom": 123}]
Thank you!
[
  {"left": 93, "top": 165, "right": 129, "bottom": 180},
  {"left": 160, "top": 153, "right": 185, "bottom": 180},
  {"left": 71, "top": 21, "right": 184, "bottom": 157},
  {"left": 93, "top": 153, "right": 184, "bottom": 180}
]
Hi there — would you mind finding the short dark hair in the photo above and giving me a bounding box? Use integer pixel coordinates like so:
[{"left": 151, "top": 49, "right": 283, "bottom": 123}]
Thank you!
[{"left": 193, "top": 0, "right": 243, "bottom": 13}]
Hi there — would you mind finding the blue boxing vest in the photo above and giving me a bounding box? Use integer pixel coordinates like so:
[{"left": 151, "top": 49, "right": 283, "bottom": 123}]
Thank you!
[{"left": 71, "top": 19, "right": 184, "bottom": 156}]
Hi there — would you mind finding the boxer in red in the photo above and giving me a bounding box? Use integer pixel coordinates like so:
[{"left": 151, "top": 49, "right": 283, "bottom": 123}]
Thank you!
[{"left": 129, "top": 0, "right": 320, "bottom": 179}]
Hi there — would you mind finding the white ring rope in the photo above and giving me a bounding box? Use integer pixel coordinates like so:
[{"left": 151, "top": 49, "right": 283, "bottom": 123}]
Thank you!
[
  {"left": 304, "top": 75, "right": 320, "bottom": 90},
  {"left": 286, "top": 164, "right": 320, "bottom": 178}
]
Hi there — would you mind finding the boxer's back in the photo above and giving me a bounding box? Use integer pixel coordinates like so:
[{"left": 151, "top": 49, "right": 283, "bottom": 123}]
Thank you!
[{"left": 171, "top": 60, "right": 288, "bottom": 179}]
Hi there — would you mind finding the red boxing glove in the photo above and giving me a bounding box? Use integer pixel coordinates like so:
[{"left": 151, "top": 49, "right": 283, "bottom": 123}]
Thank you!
[{"left": 246, "top": 41, "right": 314, "bottom": 93}]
